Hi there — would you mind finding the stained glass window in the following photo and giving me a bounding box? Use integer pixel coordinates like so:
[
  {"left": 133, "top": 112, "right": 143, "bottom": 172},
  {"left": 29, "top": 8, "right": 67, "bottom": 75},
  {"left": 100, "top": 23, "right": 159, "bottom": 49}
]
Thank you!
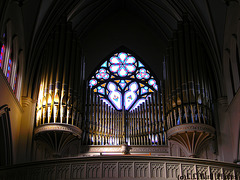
[
  {"left": 0, "top": 44, "right": 5, "bottom": 69},
  {"left": 89, "top": 52, "right": 158, "bottom": 111},
  {"left": 7, "top": 58, "right": 12, "bottom": 82},
  {"left": 13, "top": 73, "right": 18, "bottom": 93}
]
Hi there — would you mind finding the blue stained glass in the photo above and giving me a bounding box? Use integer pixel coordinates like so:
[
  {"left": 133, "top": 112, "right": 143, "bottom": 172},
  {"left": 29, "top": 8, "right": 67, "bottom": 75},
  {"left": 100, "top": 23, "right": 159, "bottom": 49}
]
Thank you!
[
  {"left": 89, "top": 79, "right": 97, "bottom": 87},
  {"left": 141, "top": 87, "right": 148, "bottom": 94},
  {"left": 153, "top": 84, "right": 158, "bottom": 90},
  {"left": 101, "top": 61, "right": 107, "bottom": 67},
  {"left": 90, "top": 52, "right": 158, "bottom": 111},
  {"left": 148, "top": 79, "right": 155, "bottom": 85},
  {"left": 0, "top": 44, "right": 4, "bottom": 69},
  {"left": 148, "top": 79, "right": 158, "bottom": 90},
  {"left": 119, "top": 80, "right": 126, "bottom": 89},
  {"left": 138, "top": 61, "right": 144, "bottom": 67},
  {"left": 109, "top": 53, "right": 137, "bottom": 77},
  {"left": 98, "top": 87, "right": 105, "bottom": 95}
]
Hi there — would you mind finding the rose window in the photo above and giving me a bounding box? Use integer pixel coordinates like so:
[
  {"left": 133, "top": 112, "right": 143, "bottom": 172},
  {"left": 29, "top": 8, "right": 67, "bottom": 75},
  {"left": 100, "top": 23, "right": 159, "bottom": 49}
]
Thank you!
[{"left": 89, "top": 52, "right": 158, "bottom": 111}]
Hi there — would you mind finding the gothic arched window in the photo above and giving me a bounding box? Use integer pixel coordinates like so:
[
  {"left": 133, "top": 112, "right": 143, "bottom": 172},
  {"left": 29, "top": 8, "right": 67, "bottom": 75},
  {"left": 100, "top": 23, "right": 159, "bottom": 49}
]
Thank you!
[
  {"left": 0, "top": 44, "right": 5, "bottom": 69},
  {"left": 89, "top": 52, "right": 158, "bottom": 111}
]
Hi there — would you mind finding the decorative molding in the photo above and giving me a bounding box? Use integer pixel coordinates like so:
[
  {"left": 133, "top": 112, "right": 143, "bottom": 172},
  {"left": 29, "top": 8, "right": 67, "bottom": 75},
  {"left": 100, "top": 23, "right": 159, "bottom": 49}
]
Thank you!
[
  {"left": 0, "top": 156, "right": 239, "bottom": 179},
  {"left": 167, "top": 124, "right": 215, "bottom": 157},
  {"left": 34, "top": 123, "right": 82, "bottom": 138},
  {"left": 21, "top": 96, "right": 34, "bottom": 108},
  {"left": 167, "top": 123, "right": 215, "bottom": 137}
]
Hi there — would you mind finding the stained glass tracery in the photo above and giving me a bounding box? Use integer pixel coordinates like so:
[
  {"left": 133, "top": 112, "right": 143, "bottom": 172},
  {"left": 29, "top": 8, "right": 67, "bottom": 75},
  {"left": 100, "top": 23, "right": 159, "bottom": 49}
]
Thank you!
[{"left": 89, "top": 52, "right": 158, "bottom": 111}]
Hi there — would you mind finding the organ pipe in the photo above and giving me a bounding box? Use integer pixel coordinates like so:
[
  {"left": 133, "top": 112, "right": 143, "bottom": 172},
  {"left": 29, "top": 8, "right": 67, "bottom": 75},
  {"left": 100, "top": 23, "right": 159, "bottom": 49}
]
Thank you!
[
  {"left": 165, "top": 17, "right": 213, "bottom": 130},
  {"left": 36, "top": 22, "right": 83, "bottom": 129}
]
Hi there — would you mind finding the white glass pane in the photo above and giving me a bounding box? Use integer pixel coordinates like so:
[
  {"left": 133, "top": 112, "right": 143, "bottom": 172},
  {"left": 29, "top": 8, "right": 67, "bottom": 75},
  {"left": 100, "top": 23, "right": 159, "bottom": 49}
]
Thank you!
[
  {"left": 129, "top": 82, "right": 138, "bottom": 91},
  {"left": 125, "top": 65, "right": 136, "bottom": 72},
  {"left": 108, "top": 82, "right": 117, "bottom": 91},
  {"left": 118, "top": 52, "right": 127, "bottom": 62},
  {"left": 110, "top": 65, "right": 120, "bottom": 72},
  {"left": 110, "top": 57, "right": 121, "bottom": 64},
  {"left": 118, "top": 67, "right": 127, "bottom": 77},
  {"left": 125, "top": 56, "right": 136, "bottom": 64},
  {"left": 109, "top": 91, "right": 122, "bottom": 110},
  {"left": 124, "top": 91, "right": 137, "bottom": 110}
]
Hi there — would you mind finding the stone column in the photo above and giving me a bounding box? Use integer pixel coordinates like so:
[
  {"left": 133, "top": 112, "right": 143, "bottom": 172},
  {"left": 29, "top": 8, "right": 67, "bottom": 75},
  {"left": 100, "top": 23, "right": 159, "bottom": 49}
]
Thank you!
[{"left": 17, "top": 96, "right": 36, "bottom": 163}]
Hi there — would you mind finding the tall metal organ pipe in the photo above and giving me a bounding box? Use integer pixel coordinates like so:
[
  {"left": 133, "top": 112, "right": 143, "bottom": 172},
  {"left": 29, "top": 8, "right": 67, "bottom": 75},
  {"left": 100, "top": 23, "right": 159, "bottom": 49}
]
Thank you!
[
  {"left": 165, "top": 17, "right": 215, "bottom": 157},
  {"left": 36, "top": 22, "right": 84, "bottom": 129}
]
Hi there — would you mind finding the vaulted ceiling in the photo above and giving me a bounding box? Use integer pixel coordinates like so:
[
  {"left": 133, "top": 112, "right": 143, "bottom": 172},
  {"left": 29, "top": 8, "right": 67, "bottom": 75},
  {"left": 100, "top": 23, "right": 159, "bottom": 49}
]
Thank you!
[{"left": 0, "top": 0, "right": 228, "bottom": 98}]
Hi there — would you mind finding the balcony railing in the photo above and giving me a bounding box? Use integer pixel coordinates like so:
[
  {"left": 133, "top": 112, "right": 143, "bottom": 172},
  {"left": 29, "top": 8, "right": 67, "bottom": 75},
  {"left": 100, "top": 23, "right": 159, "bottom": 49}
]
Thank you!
[{"left": 0, "top": 156, "right": 239, "bottom": 179}]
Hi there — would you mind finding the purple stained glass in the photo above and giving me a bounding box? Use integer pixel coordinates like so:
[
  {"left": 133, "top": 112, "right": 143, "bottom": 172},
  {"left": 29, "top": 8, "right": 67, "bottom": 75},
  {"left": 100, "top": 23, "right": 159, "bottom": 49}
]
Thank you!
[
  {"left": 96, "top": 68, "right": 109, "bottom": 80},
  {"left": 148, "top": 79, "right": 158, "bottom": 90},
  {"left": 141, "top": 87, "right": 148, "bottom": 94},
  {"left": 136, "top": 68, "right": 150, "bottom": 79},
  {"left": 98, "top": 86, "right": 105, "bottom": 95},
  {"left": 148, "top": 79, "right": 156, "bottom": 85},
  {"left": 109, "top": 52, "right": 136, "bottom": 77},
  {"left": 89, "top": 52, "right": 158, "bottom": 111},
  {"left": 89, "top": 79, "right": 97, "bottom": 87},
  {"left": 0, "top": 44, "right": 5, "bottom": 68},
  {"left": 7, "top": 58, "right": 12, "bottom": 82}
]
